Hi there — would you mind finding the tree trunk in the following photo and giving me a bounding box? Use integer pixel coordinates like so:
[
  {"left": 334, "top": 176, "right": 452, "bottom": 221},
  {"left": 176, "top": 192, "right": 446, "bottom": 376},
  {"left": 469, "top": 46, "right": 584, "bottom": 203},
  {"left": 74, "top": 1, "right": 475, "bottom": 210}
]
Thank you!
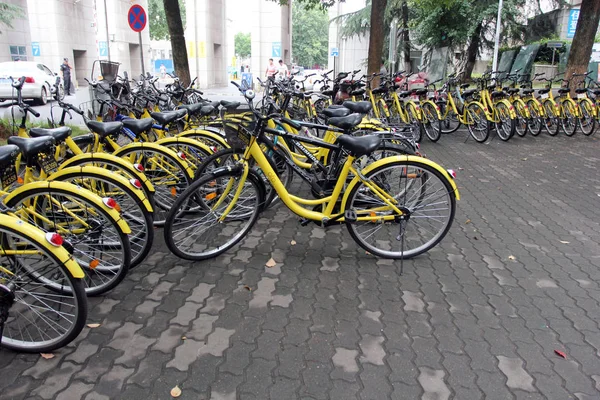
[
  {"left": 367, "top": 0, "right": 388, "bottom": 87},
  {"left": 401, "top": 0, "right": 411, "bottom": 73},
  {"left": 463, "top": 22, "right": 482, "bottom": 82},
  {"left": 565, "top": 0, "right": 600, "bottom": 92},
  {"left": 163, "top": 0, "right": 190, "bottom": 86}
]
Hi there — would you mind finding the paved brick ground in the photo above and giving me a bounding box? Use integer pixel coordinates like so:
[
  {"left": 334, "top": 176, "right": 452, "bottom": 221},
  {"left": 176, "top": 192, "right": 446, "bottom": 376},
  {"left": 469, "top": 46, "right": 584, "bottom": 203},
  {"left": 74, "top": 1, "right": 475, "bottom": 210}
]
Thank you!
[{"left": 2, "top": 129, "right": 600, "bottom": 399}]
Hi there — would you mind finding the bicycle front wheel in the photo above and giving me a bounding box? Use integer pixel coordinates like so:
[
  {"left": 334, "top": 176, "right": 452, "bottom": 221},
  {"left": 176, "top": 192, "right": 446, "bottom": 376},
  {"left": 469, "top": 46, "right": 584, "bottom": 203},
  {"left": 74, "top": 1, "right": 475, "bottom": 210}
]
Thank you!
[
  {"left": 466, "top": 102, "right": 490, "bottom": 142},
  {"left": 542, "top": 99, "right": 560, "bottom": 136},
  {"left": 578, "top": 99, "right": 596, "bottom": 136},
  {"left": 421, "top": 102, "right": 442, "bottom": 142},
  {"left": 345, "top": 160, "right": 456, "bottom": 259},
  {"left": 526, "top": 99, "right": 543, "bottom": 136},
  {"left": 560, "top": 99, "right": 578, "bottom": 137},
  {"left": 0, "top": 221, "right": 87, "bottom": 352},
  {"left": 164, "top": 170, "right": 264, "bottom": 260},
  {"left": 494, "top": 102, "right": 515, "bottom": 141},
  {"left": 513, "top": 100, "right": 528, "bottom": 137}
]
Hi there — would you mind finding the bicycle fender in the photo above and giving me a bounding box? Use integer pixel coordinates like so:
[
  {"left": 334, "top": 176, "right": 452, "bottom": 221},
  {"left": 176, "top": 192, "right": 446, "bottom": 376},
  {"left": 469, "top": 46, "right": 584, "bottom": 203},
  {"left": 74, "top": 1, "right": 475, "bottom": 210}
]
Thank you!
[
  {"left": 421, "top": 100, "right": 443, "bottom": 119},
  {"left": 0, "top": 213, "right": 84, "bottom": 279},
  {"left": 58, "top": 153, "right": 155, "bottom": 194},
  {"left": 48, "top": 166, "right": 154, "bottom": 213},
  {"left": 112, "top": 142, "right": 195, "bottom": 180},
  {"left": 498, "top": 99, "right": 517, "bottom": 119},
  {"left": 3, "top": 181, "right": 132, "bottom": 235},
  {"left": 155, "top": 136, "right": 214, "bottom": 156},
  {"left": 179, "top": 129, "right": 229, "bottom": 149},
  {"left": 341, "top": 155, "right": 460, "bottom": 211}
]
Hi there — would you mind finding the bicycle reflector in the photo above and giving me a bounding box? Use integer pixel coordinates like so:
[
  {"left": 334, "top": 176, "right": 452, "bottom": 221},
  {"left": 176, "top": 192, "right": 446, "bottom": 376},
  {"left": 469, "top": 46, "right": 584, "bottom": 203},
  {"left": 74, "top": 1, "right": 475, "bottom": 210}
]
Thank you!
[
  {"left": 103, "top": 197, "right": 118, "bottom": 209},
  {"left": 45, "top": 232, "right": 64, "bottom": 247},
  {"left": 177, "top": 151, "right": 187, "bottom": 160},
  {"left": 133, "top": 163, "right": 145, "bottom": 172},
  {"left": 447, "top": 169, "right": 457, "bottom": 179},
  {"left": 129, "top": 178, "right": 142, "bottom": 189},
  {"left": 24, "top": 77, "right": 35, "bottom": 83}
]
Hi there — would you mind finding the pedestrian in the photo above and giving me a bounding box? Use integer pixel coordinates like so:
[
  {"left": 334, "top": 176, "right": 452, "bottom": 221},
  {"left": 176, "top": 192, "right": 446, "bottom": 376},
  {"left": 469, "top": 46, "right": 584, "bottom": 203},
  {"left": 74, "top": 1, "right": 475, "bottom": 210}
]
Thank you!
[
  {"left": 60, "top": 58, "right": 74, "bottom": 96},
  {"left": 265, "top": 58, "right": 277, "bottom": 81},
  {"left": 380, "top": 60, "right": 388, "bottom": 77},
  {"left": 241, "top": 65, "right": 245, "bottom": 73},
  {"left": 159, "top": 63, "right": 166, "bottom": 79},
  {"left": 277, "top": 59, "right": 289, "bottom": 80}
]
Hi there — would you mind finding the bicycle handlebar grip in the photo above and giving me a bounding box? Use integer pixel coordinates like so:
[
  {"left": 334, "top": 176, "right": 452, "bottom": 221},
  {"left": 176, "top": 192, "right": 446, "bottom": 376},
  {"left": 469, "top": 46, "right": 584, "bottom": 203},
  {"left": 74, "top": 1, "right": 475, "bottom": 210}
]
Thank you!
[
  {"left": 26, "top": 106, "right": 40, "bottom": 118},
  {"left": 231, "top": 80, "right": 242, "bottom": 89},
  {"left": 69, "top": 104, "right": 83, "bottom": 115}
]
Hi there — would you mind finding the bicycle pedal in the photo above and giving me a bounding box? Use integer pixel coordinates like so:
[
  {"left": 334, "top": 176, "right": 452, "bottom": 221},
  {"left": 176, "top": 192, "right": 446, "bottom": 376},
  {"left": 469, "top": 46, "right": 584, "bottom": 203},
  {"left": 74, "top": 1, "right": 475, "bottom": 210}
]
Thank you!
[
  {"left": 344, "top": 209, "right": 357, "bottom": 223},
  {"left": 299, "top": 218, "right": 311, "bottom": 226}
]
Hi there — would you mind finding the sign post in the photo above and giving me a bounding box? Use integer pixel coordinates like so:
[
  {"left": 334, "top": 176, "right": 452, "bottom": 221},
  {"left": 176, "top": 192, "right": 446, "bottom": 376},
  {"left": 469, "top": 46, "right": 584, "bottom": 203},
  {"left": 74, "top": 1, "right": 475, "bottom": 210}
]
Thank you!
[
  {"left": 128, "top": 4, "right": 147, "bottom": 75},
  {"left": 330, "top": 47, "right": 339, "bottom": 75}
]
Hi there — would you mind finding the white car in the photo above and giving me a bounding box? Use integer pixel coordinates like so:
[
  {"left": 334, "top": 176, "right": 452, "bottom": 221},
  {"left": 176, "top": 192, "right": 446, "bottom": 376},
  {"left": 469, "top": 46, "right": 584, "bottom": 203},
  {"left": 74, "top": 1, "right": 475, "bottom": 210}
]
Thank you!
[{"left": 0, "top": 61, "right": 64, "bottom": 105}]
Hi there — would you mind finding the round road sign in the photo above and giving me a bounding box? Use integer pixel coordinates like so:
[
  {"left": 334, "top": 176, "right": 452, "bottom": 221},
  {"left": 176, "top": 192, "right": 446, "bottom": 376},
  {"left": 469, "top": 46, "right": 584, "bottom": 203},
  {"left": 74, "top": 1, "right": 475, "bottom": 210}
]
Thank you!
[{"left": 128, "top": 4, "right": 147, "bottom": 32}]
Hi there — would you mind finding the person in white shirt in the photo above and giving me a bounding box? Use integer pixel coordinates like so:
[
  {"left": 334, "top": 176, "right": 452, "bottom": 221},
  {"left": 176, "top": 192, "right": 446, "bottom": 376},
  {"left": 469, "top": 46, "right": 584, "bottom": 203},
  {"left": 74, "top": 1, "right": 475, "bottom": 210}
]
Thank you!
[{"left": 277, "top": 59, "right": 289, "bottom": 80}]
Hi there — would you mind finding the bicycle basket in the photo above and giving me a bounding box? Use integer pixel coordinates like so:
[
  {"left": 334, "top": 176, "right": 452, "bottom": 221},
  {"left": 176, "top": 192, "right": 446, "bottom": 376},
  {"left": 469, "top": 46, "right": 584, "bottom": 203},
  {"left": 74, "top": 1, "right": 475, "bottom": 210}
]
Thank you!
[{"left": 222, "top": 119, "right": 255, "bottom": 149}]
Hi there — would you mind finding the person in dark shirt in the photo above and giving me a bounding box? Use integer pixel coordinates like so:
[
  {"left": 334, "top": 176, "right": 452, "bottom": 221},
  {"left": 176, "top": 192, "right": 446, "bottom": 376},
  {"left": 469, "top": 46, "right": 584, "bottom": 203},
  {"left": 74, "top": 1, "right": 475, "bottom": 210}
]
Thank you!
[{"left": 60, "top": 58, "right": 73, "bottom": 96}]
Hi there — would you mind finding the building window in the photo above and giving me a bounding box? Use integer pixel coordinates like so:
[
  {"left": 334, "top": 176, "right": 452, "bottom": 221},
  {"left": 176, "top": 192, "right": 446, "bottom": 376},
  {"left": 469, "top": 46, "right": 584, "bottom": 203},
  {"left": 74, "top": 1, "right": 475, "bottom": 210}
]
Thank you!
[{"left": 9, "top": 45, "right": 27, "bottom": 61}]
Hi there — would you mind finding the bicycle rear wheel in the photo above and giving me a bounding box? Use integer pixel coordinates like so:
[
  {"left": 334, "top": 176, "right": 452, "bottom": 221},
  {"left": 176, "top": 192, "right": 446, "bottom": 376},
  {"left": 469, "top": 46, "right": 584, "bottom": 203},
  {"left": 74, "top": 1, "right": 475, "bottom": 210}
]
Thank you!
[
  {"left": 164, "top": 169, "right": 264, "bottom": 260},
  {"left": 438, "top": 103, "right": 461, "bottom": 134},
  {"left": 52, "top": 171, "right": 154, "bottom": 268},
  {"left": 0, "top": 220, "right": 87, "bottom": 352},
  {"left": 115, "top": 147, "right": 193, "bottom": 226},
  {"left": 345, "top": 160, "right": 456, "bottom": 259},
  {"left": 6, "top": 187, "right": 131, "bottom": 296}
]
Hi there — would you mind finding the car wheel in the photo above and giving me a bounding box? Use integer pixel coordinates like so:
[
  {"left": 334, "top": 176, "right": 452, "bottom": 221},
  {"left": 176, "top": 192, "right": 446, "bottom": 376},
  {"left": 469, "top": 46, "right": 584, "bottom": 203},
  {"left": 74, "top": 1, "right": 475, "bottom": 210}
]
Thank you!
[{"left": 36, "top": 87, "right": 48, "bottom": 105}]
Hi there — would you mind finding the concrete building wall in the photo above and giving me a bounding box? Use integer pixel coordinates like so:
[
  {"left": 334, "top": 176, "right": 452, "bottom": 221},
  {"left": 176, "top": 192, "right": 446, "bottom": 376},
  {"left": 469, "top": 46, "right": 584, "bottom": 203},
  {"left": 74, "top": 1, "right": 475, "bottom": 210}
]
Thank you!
[
  {"left": 0, "top": 0, "right": 32, "bottom": 63},
  {"left": 249, "top": 0, "right": 291, "bottom": 82},
  {"left": 23, "top": 0, "right": 150, "bottom": 86},
  {"left": 327, "top": 0, "right": 368, "bottom": 76},
  {"left": 185, "top": 0, "right": 228, "bottom": 88}
]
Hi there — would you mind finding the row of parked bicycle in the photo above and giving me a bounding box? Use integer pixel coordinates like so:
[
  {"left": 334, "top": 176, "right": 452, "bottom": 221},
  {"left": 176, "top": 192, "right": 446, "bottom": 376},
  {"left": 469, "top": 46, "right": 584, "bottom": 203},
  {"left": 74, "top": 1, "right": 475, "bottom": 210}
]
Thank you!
[
  {"left": 0, "top": 69, "right": 461, "bottom": 353},
  {"left": 263, "top": 67, "right": 600, "bottom": 143}
]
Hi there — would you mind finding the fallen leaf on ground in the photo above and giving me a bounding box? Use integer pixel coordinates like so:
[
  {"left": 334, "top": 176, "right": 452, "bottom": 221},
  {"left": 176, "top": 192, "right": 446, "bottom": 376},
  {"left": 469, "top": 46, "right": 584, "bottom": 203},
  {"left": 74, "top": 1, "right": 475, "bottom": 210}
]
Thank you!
[
  {"left": 243, "top": 285, "right": 252, "bottom": 291},
  {"left": 522, "top": 158, "right": 528, "bottom": 161},
  {"left": 265, "top": 258, "right": 277, "bottom": 268},
  {"left": 290, "top": 240, "right": 296, "bottom": 245},
  {"left": 559, "top": 240, "right": 570, "bottom": 244},
  {"left": 170, "top": 385, "right": 182, "bottom": 398},
  {"left": 40, "top": 353, "right": 55, "bottom": 360},
  {"left": 473, "top": 236, "right": 478, "bottom": 240},
  {"left": 508, "top": 255, "right": 516, "bottom": 261},
  {"left": 86, "top": 323, "right": 100, "bottom": 328},
  {"left": 465, "top": 219, "right": 471, "bottom": 224},
  {"left": 554, "top": 350, "right": 567, "bottom": 359},
  {"left": 181, "top": 336, "right": 187, "bottom": 340}
]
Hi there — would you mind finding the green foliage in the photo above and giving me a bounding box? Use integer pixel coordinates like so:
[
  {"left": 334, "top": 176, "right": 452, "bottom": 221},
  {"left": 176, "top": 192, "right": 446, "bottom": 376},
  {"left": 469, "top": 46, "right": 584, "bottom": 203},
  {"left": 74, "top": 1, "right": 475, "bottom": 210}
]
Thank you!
[
  {"left": 292, "top": 1, "right": 329, "bottom": 67},
  {"left": 274, "top": 0, "right": 337, "bottom": 10},
  {"left": 148, "top": 0, "right": 186, "bottom": 41},
  {"left": 410, "top": 0, "right": 526, "bottom": 50},
  {"left": 0, "top": 2, "right": 25, "bottom": 35},
  {"left": 234, "top": 33, "right": 251, "bottom": 59}
]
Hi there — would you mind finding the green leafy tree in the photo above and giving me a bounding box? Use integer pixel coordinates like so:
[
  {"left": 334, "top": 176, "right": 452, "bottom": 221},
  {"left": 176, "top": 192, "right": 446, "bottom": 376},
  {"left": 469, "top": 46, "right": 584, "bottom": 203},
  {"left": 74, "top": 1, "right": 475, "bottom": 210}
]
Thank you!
[
  {"left": 234, "top": 32, "right": 251, "bottom": 59},
  {"left": 276, "top": 0, "right": 387, "bottom": 83},
  {"left": 410, "top": 0, "right": 527, "bottom": 80},
  {"left": 292, "top": 1, "right": 328, "bottom": 67},
  {"left": 0, "top": 2, "right": 25, "bottom": 35},
  {"left": 148, "top": 0, "right": 186, "bottom": 41}
]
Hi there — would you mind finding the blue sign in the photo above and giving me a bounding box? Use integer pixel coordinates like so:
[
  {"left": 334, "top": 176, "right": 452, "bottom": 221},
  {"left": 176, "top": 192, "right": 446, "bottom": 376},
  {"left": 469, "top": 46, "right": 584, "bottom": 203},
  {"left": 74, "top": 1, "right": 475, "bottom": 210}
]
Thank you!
[
  {"left": 31, "top": 42, "right": 40, "bottom": 57},
  {"left": 99, "top": 41, "right": 108, "bottom": 57},
  {"left": 242, "top": 72, "right": 253, "bottom": 89},
  {"left": 331, "top": 47, "right": 339, "bottom": 57},
  {"left": 567, "top": 9, "right": 580, "bottom": 39},
  {"left": 272, "top": 42, "right": 281, "bottom": 58},
  {"left": 154, "top": 59, "right": 174, "bottom": 74}
]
